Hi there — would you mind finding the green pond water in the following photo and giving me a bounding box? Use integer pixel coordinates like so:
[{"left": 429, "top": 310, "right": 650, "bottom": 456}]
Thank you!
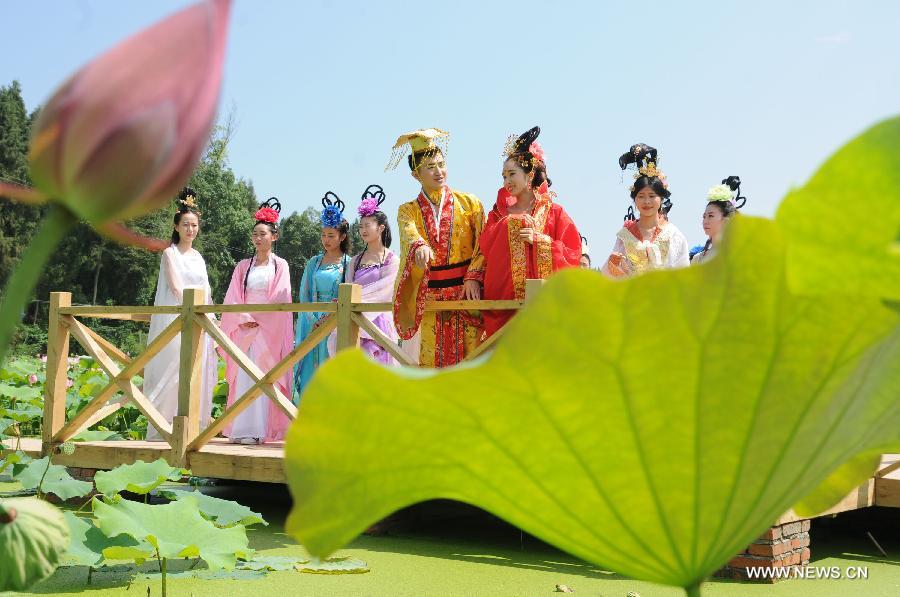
[{"left": 5, "top": 481, "right": 899, "bottom": 596}]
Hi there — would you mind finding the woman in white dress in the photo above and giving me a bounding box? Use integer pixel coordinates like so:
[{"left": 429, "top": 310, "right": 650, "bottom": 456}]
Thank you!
[
  {"left": 692, "top": 176, "right": 746, "bottom": 265},
  {"left": 602, "top": 144, "right": 690, "bottom": 278},
  {"left": 144, "top": 187, "right": 217, "bottom": 440}
]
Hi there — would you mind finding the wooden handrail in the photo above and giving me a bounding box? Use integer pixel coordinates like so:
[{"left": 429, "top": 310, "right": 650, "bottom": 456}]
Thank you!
[
  {"left": 52, "top": 315, "right": 183, "bottom": 443},
  {"left": 58, "top": 306, "right": 181, "bottom": 316},
  {"left": 194, "top": 303, "right": 338, "bottom": 314},
  {"left": 42, "top": 280, "right": 546, "bottom": 463}
]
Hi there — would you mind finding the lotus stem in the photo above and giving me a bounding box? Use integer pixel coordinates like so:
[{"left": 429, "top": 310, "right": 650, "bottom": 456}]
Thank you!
[{"left": 0, "top": 206, "right": 77, "bottom": 365}]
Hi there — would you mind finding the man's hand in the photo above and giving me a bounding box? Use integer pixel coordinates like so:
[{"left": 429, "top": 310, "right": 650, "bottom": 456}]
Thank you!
[
  {"left": 414, "top": 244, "right": 435, "bottom": 268},
  {"left": 463, "top": 280, "right": 482, "bottom": 300}
]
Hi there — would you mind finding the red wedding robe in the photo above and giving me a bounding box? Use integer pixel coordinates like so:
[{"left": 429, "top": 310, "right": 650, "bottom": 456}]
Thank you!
[{"left": 478, "top": 183, "right": 582, "bottom": 338}]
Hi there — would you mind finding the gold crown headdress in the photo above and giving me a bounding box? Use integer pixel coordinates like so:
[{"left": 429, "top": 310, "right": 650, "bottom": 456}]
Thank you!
[
  {"left": 629, "top": 158, "right": 668, "bottom": 193},
  {"left": 385, "top": 128, "right": 450, "bottom": 171},
  {"left": 502, "top": 126, "right": 545, "bottom": 168},
  {"left": 177, "top": 191, "right": 201, "bottom": 215}
]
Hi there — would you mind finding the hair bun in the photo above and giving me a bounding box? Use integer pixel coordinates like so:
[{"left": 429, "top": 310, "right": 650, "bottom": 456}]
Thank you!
[
  {"left": 259, "top": 196, "right": 282, "bottom": 213},
  {"left": 514, "top": 126, "right": 540, "bottom": 153},
  {"left": 619, "top": 143, "right": 657, "bottom": 170}
]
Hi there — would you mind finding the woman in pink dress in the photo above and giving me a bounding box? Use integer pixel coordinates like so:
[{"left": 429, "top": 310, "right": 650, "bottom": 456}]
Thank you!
[{"left": 219, "top": 199, "right": 294, "bottom": 444}]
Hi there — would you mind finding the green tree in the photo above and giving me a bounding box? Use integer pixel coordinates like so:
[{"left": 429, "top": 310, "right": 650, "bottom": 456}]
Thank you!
[{"left": 0, "top": 81, "right": 42, "bottom": 288}]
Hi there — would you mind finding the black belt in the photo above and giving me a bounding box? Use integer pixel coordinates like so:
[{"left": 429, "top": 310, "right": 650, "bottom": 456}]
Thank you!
[{"left": 427, "top": 259, "right": 470, "bottom": 289}]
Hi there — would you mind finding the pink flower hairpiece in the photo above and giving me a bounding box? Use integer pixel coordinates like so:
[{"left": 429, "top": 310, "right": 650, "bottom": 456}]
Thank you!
[
  {"left": 254, "top": 207, "right": 279, "bottom": 223},
  {"left": 529, "top": 141, "right": 545, "bottom": 163},
  {"left": 358, "top": 197, "right": 379, "bottom": 217}
]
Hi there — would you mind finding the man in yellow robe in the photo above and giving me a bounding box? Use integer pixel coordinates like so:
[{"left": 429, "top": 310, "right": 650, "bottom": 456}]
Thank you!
[{"left": 388, "top": 129, "right": 485, "bottom": 367}]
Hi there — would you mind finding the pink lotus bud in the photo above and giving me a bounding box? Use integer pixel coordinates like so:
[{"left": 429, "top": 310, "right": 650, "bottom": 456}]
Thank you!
[
  {"left": 66, "top": 379, "right": 74, "bottom": 388},
  {"left": 28, "top": 0, "right": 231, "bottom": 229},
  {"left": 28, "top": 374, "right": 38, "bottom": 385}
]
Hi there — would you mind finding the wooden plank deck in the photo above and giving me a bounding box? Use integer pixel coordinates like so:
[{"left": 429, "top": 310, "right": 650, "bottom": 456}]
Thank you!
[
  {"left": 4, "top": 437, "right": 898, "bottom": 516},
  {"left": 3, "top": 437, "right": 287, "bottom": 483}
]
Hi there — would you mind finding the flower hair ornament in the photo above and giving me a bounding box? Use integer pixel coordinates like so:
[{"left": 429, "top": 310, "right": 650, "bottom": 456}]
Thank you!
[
  {"left": 503, "top": 125, "right": 546, "bottom": 167},
  {"left": 177, "top": 186, "right": 201, "bottom": 215},
  {"left": 358, "top": 184, "right": 386, "bottom": 217},
  {"left": 707, "top": 176, "right": 747, "bottom": 209},
  {"left": 254, "top": 196, "right": 281, "bottom": 225},
  {"left": 320, "top": 192, "right": 346, "bottom": 228}
]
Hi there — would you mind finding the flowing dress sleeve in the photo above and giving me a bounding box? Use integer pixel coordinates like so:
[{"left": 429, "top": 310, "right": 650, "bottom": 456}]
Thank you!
[
  {"left": 465, "top": 199, "right": 486, "bottom": 282},
  {"left": 219, "top": 260, "right": 254, "bottom": 337},
  {"left": 394, "top": 203, "right": 429, "bottom": 339},
  {"left": 162, "top": 247, "right": 185, "bottom": 302},
  {"left": 535, "top": 205, "right": 582, "bottom": 271},
  {"left": 668, "top": 229, "right": 690, "bottom": 268}
]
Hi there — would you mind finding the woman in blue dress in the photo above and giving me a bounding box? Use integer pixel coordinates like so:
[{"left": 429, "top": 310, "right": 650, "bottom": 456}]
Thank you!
[{"left": 294, "top": 192, "right": 350, "bottom": 401}]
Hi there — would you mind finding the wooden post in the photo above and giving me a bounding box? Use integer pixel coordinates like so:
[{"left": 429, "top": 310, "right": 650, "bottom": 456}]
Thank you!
[
  {"left": 174, "top": 288, "right": 204, "bottom": 462},
  {"left": 335, "top": 283, "right": 361, "bottom": 352},
  {"left": 525, "top": 278, "right": 545, "bottom": 302},
  {"left": 43, "top": 292, "right": 71, "bottom": 453}
]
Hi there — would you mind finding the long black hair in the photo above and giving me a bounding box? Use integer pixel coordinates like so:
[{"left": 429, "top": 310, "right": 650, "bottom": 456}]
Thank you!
[
  {"left": 505, "top": 126, "right": 551, "bottom": 188},
  {"left": 619, "top": 143, "right": 671, "bottom": 220},
  {"left": 243, "top": 197, "right": 281, "bottom": 294},
  {"left": 171, "top": 187, "right": 201, "bottom": 244},
  {"left": 359, "top": 184, "right": 392, "bottom": 248}
]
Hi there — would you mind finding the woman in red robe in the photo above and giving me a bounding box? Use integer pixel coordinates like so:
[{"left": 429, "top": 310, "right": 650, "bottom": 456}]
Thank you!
[{"left": 477, "top": 126, "right": 582, "bottom": 338}]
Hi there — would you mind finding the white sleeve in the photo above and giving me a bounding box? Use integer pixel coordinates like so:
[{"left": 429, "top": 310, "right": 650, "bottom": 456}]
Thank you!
[
  {"left": 669, "top": 232, "right": 690, "bottom": 268},
  {"left": 162, "top": 247, "right": 185, "bottom": 302}
]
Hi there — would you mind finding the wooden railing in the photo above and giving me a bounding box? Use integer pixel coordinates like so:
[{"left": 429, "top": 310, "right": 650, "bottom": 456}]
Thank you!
[{"left": 41, "top": 280, "right": 545, "bottom": 464}]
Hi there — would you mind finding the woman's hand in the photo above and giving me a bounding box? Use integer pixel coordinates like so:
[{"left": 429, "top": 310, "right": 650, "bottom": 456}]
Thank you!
[
  {"left": 519, "top": 227, "right": 535, "bottom": 244},
  {"left": 606, "top": 252, "right": 631, "bottom": 278}
]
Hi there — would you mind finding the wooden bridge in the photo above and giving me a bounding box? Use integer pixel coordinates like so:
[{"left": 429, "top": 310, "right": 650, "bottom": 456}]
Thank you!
[
  {"left": 3, "top": 282, "right": 898, "bottom": 520},
  {"left": 3, "top": 283, "right": 535, "bottom": 482}
]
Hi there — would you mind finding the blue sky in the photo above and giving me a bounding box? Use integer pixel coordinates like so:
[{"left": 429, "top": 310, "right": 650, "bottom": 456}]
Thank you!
[{"left": 2, "top": 0, "right": 897, "bottom": 256}]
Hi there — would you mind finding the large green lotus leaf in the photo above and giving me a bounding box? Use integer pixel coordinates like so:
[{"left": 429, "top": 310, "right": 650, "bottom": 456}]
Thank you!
[
  {"left": 71, "top": 430, "right": 124, "bottom": 442},
  {"left": 0, "top": 418, "right": 17, "bottom": 441},
  {"left": 0, "top": 497, "right": 69, "bottom": 591},
  {"left": 94, "top": 458, "right": 187, "bottom": 496},
  {"left": 238, "top": 555, "right": 305, "bottom": 571},
  {"left": 298, "top": 557, "right": 369, "bottom": 574},
  {"left": 284, "top": 216, "right": 899, "bottom": 590},
  {"left": 776, "top": 116, "right": 900, "bottom": 299},
  {"left": 92, "top": 495, "right": 250, "bottom": 569},
  {"left": 14, "top": 457, "right": 92, "bottom": 500},
  {"left": 0, "top": 451, "right": 31, "bottom": 476},
  {"left": 1, "top": 404, "right": 43, "bottom": 423},
  {"left": 62, "top": 511, "right": 147, "bottom": 567},
  {"left": 0, "top": 383, "right": 42, "bottom": 402},
  {"left": 171, "top": 490, "right": 268, "bottom": 527}
]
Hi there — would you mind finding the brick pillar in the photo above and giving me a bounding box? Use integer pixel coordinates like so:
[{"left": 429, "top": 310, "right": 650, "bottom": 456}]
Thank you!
[{"left": 716, "top": 519, "right": 811, "bottom": 582}]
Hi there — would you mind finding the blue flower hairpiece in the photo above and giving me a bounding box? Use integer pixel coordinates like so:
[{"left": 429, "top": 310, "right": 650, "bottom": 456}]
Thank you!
[{"left": 320, "top": 191, "right": 345, "bottom": 228}]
